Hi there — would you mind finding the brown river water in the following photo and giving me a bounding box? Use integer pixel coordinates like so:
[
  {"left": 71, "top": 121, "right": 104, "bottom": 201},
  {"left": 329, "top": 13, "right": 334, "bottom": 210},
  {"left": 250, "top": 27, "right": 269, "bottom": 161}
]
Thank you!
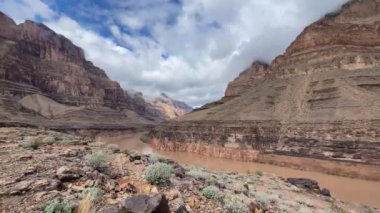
[{"left": 99, "top": 133, "right": 380, "bottom": 208}]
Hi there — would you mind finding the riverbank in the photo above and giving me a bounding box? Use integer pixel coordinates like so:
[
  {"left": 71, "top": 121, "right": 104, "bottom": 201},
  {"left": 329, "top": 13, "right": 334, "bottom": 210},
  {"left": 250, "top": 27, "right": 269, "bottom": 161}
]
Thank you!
[
  {"left": 0, "top": 127, "right": 378, "bottom": 212},
  {"left": 100, "top": 132, "right": 380, "bottom": 209}
]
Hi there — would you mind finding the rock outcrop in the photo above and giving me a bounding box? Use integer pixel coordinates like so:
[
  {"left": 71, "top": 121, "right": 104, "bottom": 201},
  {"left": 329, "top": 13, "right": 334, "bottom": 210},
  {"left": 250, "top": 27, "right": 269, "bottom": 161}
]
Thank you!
[
  {"left": 147, "top": 93, "right": 192, "bottom": 120},
  {"left": 127, "top": 91, "right": 193, "bottom": 121},
  {"left": 0, "top": 12, "right": 156, "bottom": 129},
  {"left": 225, "top": 61, "right": 268, "bottom": 98},
  {"left": 151, "top": 0, "right": 380, "bottom": 177}
]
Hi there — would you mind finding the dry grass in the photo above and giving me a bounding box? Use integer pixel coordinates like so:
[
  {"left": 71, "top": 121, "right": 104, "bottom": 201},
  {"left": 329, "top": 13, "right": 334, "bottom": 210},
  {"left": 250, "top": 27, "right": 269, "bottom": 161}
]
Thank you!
[{"left": 77, "top": 195, "right": 94, "bottom": 213}]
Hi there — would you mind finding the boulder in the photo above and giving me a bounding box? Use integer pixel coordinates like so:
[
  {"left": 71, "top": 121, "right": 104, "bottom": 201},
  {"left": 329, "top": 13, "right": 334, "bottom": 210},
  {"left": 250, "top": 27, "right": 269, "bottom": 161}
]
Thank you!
[
  {"left": 56, "top": 166, "right": 80, "bottom": 182},
  {"left": 120, "top": 193, "right": 170, "bottom": 213},
  {"left": 286, "top": 178, "right": 320, "bottom": 190}
]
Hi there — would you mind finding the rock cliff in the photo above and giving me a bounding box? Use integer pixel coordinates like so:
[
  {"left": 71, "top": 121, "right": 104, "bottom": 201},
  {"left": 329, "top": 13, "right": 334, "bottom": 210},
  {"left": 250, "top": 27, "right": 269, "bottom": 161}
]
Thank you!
[
  {"left": 151, "top": 0, "right": 380, "bottom": 177},
  {"left": 126, "top": 91, "right": 192, "bottom": 121},
  {"left": 0, "top": 12, "right": 156, "bottom": 129},
  {"left": 147, "top": 93, "right": 192, "bottom": 120}
]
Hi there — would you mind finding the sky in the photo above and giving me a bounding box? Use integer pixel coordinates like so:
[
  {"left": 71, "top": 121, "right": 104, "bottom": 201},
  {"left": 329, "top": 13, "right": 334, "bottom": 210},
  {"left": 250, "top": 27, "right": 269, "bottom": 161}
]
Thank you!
[{"left": 0, "top": 0, "right": 348, "bottom": 107}]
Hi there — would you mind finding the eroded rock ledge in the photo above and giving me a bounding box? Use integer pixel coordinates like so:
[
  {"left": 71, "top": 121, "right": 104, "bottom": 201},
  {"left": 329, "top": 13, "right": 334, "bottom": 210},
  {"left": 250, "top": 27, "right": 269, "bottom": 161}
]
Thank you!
[{"left": 150, "top": 120, "right": 380, "bottom": 181}]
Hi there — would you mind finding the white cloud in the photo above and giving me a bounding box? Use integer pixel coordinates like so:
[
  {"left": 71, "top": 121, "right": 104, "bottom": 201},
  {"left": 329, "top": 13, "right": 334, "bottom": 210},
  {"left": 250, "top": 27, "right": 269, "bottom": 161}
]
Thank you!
[
  {"left": 0, "top": 0, "right": 348, "bottom": 106},
  {"left": 0, "top": 0, "right": 55, "bottom": 23}
]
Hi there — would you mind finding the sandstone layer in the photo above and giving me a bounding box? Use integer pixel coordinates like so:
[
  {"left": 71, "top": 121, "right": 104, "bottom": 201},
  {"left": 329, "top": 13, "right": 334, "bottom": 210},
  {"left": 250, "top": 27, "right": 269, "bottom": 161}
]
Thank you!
[
  {"left": 151, "top": 0, "right": 380, "bottom": 177},
  {"left": 0, "top": 12, "right": 157, "bottom": 129}
]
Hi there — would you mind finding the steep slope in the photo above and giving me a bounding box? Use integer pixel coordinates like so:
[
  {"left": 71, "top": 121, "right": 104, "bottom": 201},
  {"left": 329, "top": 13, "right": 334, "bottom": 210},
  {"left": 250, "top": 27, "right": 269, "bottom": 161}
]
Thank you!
[
  {"left": 0, "top": 12, "right": 155, "bottom": 129},
  {"left": 151, "top": 0, "right": 380, "bottom": 177},
  {"left": 148, "top": 93, "right": 192, "bottom": 120},
  {"left": 127, "top": 91, "right": 192, "bottom": 121}
]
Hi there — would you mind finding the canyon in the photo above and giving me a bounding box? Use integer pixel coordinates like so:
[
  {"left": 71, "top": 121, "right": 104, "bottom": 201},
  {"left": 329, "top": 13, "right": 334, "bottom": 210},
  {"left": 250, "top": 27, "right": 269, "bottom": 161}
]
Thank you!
[
  {"left": 0, "top": 12, "right": 191, "bottom": 131},
  {"left": 150, "top": 0, "right": 380, "bottom": 180}
]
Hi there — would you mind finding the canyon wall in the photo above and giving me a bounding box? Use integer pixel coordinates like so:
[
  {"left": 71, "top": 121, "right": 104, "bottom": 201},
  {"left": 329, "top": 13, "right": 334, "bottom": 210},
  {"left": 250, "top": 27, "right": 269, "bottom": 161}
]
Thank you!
[
  {"left": 151, "top": 0, "right": 380, "bottom": 176},
  {"left": 0, "top": 12, "right": 158, "bottom": 129}
]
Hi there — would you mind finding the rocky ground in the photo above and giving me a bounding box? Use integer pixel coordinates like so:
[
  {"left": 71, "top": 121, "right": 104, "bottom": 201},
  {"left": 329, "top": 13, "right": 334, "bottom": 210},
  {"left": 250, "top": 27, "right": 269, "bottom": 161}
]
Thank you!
[{"left": 0, "top": 127, "right": 378, "bottom": 213}]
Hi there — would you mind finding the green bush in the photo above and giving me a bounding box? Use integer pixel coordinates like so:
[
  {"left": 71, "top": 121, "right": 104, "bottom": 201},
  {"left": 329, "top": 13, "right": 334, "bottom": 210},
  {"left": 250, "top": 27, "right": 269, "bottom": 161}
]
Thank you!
[
  {"left": 81, "top": 187, "right": 104, "bottom": 203},
  {"left": 42, "top": 136, "right": 56, "bottom": 145},
  {"left": 21, "top": 137, "right": 40, "bottom": 150},
  {"left": 85, "top": 152, "right": 109, "bottom": 169},
  {"left": 144, "top": 162, "right": 172, "bottom": 185},
  {"left": 43, "top": 199, "right": 71, "bottom": 213},
  {"left": 201, "top": 186, "right": 222, "bottom": 200},
  {"left": 223, "top": 195, "right": 249, "bottom": 213}
]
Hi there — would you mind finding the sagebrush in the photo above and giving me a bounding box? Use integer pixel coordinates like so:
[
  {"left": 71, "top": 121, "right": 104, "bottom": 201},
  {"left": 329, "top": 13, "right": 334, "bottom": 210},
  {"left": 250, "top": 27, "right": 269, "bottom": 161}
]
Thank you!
[{"left": 144, "top": 162, "right": 172, "bottom": 185}]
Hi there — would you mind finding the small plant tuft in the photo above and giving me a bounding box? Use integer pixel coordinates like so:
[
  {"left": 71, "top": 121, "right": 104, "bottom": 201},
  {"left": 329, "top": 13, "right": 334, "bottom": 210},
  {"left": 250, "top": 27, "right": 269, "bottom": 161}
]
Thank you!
[
  {"left": 81, "top": 187, "right": 104, "bottom": 203},
  {"left": 140, "top": 134, "right": 150, "bottom": 143},
  {"left": 148, "top": 154, "right": 167, "bottom": 164},
  {"left": 21, "top": 137, "right": 40, "bottom": 150},
  {"left": 42, "top": 136, "right": 56, "bottom": 145},
  {"left": 187, "top": 168, "right": 211, "bottom": 180},
  {"left": 85, "top": 152, "right": 109, "bottom": 169},
  {"left": 223, "top": 195, "right": 249, "bottom": 213},
  {"left": 43, "top": 199, "right": 71, "bottom": 213},
  {"left": 255, "top": 171, "right": 263, "bottom": 177},
  {"left": 144, "top": 162, "right": 172, "bottom": 185},
  {"left": 90, "top": 141, "right": 106, "bottom": 147},
  {"left": 122, "top": 149, "right": 132, "bottom": 156},
  {"left": 243, "top": 183, "right": 249, "bottom": 191},
  {"left": 252, "top": 191, "right": 269, "bottom": 206},
  {"left": 201, "top": 186, "right": 222, "bottom": 200},
  {"left": 106, "top": 144, "right": 120, "bottom": 153}
]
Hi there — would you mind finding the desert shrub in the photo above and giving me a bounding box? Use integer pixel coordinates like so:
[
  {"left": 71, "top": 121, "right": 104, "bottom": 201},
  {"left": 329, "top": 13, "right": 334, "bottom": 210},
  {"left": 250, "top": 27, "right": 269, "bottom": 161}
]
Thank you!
[
  {"left": 106, "top": 144, "right": 120, "bottom": 153},
  {"left": 148, "top": 153, "right": 167, "bottom": 164},
  {"left": 43, "top": 199, "right": 71, "bottom": 213},
  {"left": 255, "top": 171, "right": 263, "bottom": 177},
  {"left": 122, "top": 149, "right": 132, "bottom": 156},
  {"left": 298, "top": 207, "right": 313, "bottom": 213},
  {"left": 202, "top": 186, "right": 222, "bottom": 200},
  {"left": 43, "top": 136, "right": 56, "bottom": 145},
  {"left": 140, "top": 134, "right": 150, "bottom": 143},
  {"left": 21, "top": 137, "right": 40, "bottom": 150},
  {"left": 77, "top": 195, "right": 93, "bottom": 213},
  {"left": 85, "top": 152, "right": 109, "bottom": 169},
  {"left": 223, "top": 195, "right": 249, "bottom": 213},
  {"left": 252, "top": 191, "right": 269, "bottom": 206},
  {"left": 243, "top": 183, "right": 249, "bottom": 191},
  {"left": 186, "top": 168, "right": 211, "bottom": 180},
  {"left": 317, "top": 209, "right": 336, "bottom": 213},
  {"left": 298, "top": 198, "right": 314, "bottom": 207},
  {"left": 81, "top": 187, "right": 104, "bottom": 203},
  {"left": 144, "top": 162, "right": 172, "bottom": 185},
  {"left": 90, "top": 141, "right": 106, "bottom": 147}
]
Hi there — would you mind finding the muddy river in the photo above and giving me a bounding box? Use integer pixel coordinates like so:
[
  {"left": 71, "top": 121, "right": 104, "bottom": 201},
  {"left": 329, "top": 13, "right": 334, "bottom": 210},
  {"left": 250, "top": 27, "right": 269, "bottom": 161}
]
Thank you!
[{"left": 99, "top": 133, "right": 380, "bottom": 208}]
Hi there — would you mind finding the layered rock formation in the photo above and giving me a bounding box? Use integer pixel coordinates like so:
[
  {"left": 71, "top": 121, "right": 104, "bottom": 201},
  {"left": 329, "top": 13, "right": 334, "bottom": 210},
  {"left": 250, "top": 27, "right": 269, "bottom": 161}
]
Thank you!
[
  {"left": 147, "top": 93, "right": 192, "bottom": 120},
  {"left": 0, "top": 12, "right": 157, "bottom": 129},
  {"left": 151, "top": 0, "right": 380, "bottom": 178},
  {"left": 126, "top": 91, "right": 192, "bottom": 121},
  {"left": 225, "top": 61, "right": 268, "bottom": 98}
]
